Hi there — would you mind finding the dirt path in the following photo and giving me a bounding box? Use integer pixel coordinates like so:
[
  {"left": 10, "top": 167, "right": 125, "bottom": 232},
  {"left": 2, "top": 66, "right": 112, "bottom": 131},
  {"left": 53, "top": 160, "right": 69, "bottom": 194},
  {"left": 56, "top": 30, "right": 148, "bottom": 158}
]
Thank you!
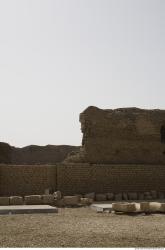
[{"left": 0, "top": 207, "right": 165, "bottom": 247}]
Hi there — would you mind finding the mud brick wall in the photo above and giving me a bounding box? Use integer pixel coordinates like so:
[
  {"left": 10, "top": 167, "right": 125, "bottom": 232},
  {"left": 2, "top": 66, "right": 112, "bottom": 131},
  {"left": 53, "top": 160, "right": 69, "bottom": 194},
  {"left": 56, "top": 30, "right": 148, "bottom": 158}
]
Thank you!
[
  {"left": 57, "top": 163, "right": 165, "bottom": 195},
  {"left": 0, "top": 165, "right": 57, "bottom": 196}
]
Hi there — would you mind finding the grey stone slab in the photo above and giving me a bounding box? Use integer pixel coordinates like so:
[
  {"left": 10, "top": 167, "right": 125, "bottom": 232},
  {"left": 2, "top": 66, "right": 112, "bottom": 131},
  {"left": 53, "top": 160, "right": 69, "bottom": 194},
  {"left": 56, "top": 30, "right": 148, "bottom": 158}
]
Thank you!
[
  {"left": 0, "top": 205, "right": 58, "bottom": 215},
  {"left": 90, "top": 203, "right": 112, "bottom": 212}
]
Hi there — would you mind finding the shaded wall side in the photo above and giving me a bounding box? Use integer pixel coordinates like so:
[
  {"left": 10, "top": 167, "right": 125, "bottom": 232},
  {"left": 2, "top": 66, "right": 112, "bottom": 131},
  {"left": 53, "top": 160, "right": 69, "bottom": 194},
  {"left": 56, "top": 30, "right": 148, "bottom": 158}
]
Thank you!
[
  {"left": 57, "top": 164, "right": 165, "bottom": 195},
  {"left": 0, "top": 165, "right": 57, "bottom": 196}
]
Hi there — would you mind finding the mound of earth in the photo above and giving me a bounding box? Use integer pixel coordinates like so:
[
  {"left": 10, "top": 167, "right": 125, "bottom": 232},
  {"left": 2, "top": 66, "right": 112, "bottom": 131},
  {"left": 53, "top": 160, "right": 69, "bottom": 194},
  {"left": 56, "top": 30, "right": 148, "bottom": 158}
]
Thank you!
[{"left": 0, "top": 142, "right": 80, "bottom": 164}]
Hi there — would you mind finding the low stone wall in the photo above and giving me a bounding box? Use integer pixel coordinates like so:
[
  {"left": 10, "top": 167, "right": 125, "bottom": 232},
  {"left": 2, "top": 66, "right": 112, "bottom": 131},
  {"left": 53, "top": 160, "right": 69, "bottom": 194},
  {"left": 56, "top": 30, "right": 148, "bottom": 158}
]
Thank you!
[{"left": 0, "top": 163, "right": 165, "bottom": 196}]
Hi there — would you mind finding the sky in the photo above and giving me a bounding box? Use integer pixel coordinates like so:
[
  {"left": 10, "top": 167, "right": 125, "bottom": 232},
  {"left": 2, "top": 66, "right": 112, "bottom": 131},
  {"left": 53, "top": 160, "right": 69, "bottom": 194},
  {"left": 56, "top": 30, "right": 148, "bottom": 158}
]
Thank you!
[{"left": 0, "top": 0, "right": 165, "bottom": 147}]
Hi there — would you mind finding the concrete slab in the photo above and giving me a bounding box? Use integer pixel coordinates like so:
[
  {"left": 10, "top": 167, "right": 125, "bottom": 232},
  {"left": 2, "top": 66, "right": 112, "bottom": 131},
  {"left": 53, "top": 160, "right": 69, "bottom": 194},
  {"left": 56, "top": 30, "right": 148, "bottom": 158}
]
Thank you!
[
  {"left": 91, "top": 203, "right": 112, "bottom": 212},
  {"left": 0, "top": 205, "right": 58, "bottom": 215}
]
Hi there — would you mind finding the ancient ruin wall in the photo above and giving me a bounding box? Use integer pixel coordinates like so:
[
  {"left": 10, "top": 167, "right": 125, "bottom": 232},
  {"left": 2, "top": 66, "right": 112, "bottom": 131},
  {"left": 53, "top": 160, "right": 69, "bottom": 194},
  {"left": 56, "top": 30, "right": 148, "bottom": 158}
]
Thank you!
[
  {"left": 1, "top": 163, "right": 165, "bottom": 196},
  {"left": 67, "top": 106, "right": 165, "bottom": 164},
  {"left": 0, "top": 165, "right": 57, "bottom": 196},
  {"left": 0, "top": 143, "right": 79, "bottom": 164},
  {"left": 57, "top": 163, "right": 165, "bottom": 195}
]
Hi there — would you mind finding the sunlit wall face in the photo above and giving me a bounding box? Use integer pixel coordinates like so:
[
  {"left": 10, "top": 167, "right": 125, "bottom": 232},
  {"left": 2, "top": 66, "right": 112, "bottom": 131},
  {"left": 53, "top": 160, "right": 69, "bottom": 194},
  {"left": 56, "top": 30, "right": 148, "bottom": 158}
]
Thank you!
[{"left": 0, "top": 0, "right": 164, "bottom": 147}]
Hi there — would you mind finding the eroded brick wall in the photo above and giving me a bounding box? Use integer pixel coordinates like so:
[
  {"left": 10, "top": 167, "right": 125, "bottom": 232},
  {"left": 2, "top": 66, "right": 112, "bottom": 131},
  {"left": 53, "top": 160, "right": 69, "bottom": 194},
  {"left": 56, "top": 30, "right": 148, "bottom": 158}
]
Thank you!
[
  {"left": 0, "top": 164, "right": 165, "bottom": 196},
  {"left": 57, "top": 163, "right": 165, "bottom": 195},
  {"left": 0, "top": 165, "right": 57, "bottom": 196}
]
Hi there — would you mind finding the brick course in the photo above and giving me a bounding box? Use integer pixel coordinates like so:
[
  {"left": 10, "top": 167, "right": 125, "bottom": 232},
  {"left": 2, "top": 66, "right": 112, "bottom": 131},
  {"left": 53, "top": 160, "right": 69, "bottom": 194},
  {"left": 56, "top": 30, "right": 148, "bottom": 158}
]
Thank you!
[{"left": 0, "top": 163, "right": 165, "bottom": 196}]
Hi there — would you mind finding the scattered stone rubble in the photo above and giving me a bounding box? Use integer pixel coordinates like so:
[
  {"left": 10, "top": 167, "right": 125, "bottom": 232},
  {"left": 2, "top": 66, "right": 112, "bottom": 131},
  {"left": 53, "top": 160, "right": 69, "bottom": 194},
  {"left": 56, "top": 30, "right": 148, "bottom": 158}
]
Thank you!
[
  {"left": 0, "top": 190, "right": 165, "bottom": 208},
  {"left": 112, "top": 201, "right": 165, "bottom": 214}
]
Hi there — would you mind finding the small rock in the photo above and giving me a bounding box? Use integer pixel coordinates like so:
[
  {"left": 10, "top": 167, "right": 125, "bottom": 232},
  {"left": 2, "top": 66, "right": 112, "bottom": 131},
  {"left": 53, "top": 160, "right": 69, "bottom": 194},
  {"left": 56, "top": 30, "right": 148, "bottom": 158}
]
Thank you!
[{"left": 53, "top": 191, "right": 62, "bottom": 200}]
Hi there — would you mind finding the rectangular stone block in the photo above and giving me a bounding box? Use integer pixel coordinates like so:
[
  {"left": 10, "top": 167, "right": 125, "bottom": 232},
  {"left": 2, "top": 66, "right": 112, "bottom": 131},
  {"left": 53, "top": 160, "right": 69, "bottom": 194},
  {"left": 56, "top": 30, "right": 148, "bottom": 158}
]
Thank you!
[
  {"left": 149, "top": 202, "right": 161, "bottom": 212},
  {"left": 112, "top": 202, "right": 137, "bottom": 213},
  {"left": 140, "top": 202, "right": 150, "bottom": 212},
  {"left": 63, "top": 196, "right": 79, "bottom": 206},
  {"left": 24, "top": 195, "right": 42, "bottom": 205},
  {"left": 42, "top": 195, "right": 54, "bottom": 205},
  {"left": 10, "top": 196, "right": 23, "bottom": 205},
  {"left": 80, "top": 198, "right": 93, "bottom": 205},
  {"left": 0, "top": 197, "right": 10, "bottom": 206}
]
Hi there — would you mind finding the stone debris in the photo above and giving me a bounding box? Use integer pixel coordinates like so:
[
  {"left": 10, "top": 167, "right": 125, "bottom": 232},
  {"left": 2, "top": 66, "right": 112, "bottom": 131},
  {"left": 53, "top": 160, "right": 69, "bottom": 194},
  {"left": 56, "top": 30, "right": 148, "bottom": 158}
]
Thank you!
[
  {"left": 42, "top": 195, "right": 54, "bottom": 205},
  {"left": 80, "top": 198, "right": 93, "bottom": 205},
  {"left": 0, "top": 197, "right": 10, "bottom": 206},
  {"left": 10, "top": 196, "right": 23, "bottom": 205},
  {"left": 63, "top": 196, "right": 79, "bottom": 206},
  {"left": 112, "top": 202, "right": 138, "bottom": 213},
  {"left": 53, "top": 191, "right": 62, "bottom": 200},
  {"left": 24, "top": 195, "right": 42, "bottom": 205},
  {"left": 140, "top": 202, "right": 150, "bottom": 213}
]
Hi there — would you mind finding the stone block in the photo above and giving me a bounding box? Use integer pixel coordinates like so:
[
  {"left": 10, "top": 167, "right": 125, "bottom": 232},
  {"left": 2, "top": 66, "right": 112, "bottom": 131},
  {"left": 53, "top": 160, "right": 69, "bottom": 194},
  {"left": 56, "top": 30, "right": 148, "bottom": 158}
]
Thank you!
[
  {"left": 112, "top": 202, "right": 137, "bottom": 213},
  {"left": 149, "top": 202, "right": 161, "bottom": 212},
  {"left": 84, "top": 192, "right": 95, "bottom": 200},
  {"left": 95, "top": 194, "right": 107, "bottom": 201},
  {"left": 160, "top": 203, "right": 165, "bottom": 212},
  {"left": 128, "top": 192, "right": 137, "bottom": 200},
  {"left": 80, "top": 198, "right": 93, "bottom": 205},
  {"left": 10, "top": 196, "right": 23, "bottom": 205},
  {"left": 53, "top": 191, "right": 62, "bottom": 200},
  {"left": 115, "top": 193, "right": 122, "bottom": 201},
  {"left": 24, "top": 195, "right": 42, "bottom": 205},
  {"left": 63, "top": 196, "right": 79, "bottom": 206},
  {"left": 106, "top": 193, "right": 114, "bottom": 200},
  {"left": 0, "top": 197, "right": 9, "bottom": 206},
  {"left": 74, "top": 194, "right": 83, "bottom": 201},
  {"left": 42, "top": 195, "right": 54, "bottom": 205},
  {"left": 140, "top": 202, "right": 150, "bottom": 212},
  {"left": 54, "top": 198, "right": 65, "bottom": 207}
]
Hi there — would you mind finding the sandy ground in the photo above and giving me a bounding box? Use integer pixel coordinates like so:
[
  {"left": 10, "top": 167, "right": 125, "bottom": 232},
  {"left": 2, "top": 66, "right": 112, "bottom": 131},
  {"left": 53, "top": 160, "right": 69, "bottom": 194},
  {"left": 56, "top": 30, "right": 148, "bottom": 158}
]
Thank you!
[{"left": 0, "top": 207, "right": 165, "bottom": 247}]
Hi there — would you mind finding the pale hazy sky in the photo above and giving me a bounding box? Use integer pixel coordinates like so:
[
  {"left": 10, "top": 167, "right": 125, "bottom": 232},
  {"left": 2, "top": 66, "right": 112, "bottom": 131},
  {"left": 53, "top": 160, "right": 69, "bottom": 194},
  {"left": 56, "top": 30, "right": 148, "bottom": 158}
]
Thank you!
[{"left": 0, "top": 0, "right": 165, "bottom": 147}]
